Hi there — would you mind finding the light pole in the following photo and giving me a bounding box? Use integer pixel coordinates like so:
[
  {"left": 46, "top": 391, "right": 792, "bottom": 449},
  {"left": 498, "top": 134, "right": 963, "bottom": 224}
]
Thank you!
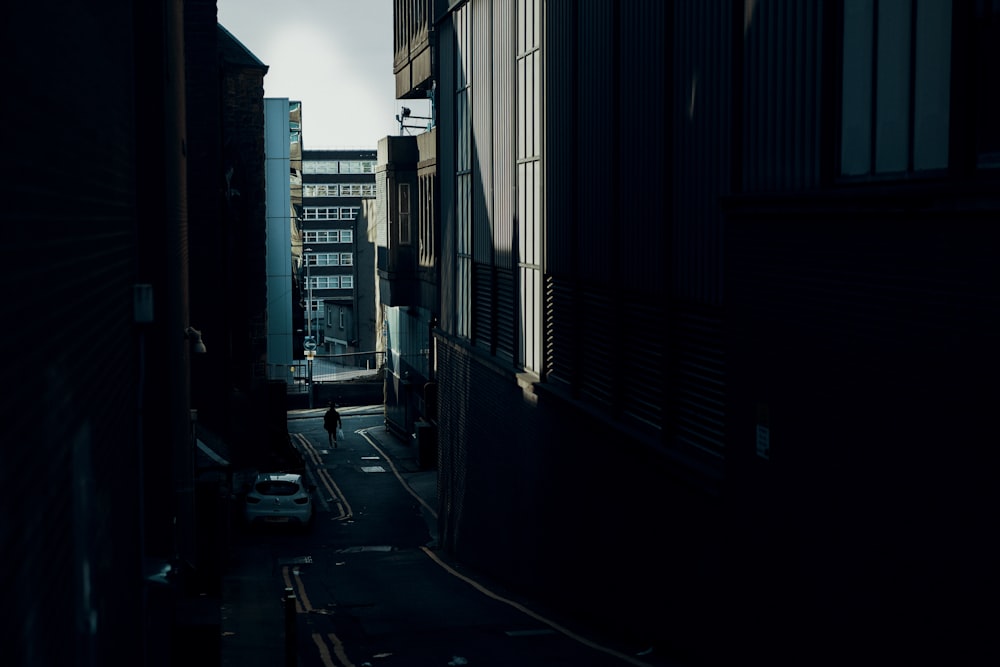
[
  {"left": 304, "top": 247, "right": 313, "bottom": 341},
  {"left": 304, "top": 247, "right": 315, "bottom": 407}
]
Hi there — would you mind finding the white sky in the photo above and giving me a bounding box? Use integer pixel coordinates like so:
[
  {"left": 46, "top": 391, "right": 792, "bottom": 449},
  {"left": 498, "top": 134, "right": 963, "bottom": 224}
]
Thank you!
[{"left": 217, "top": 0, "right": 431, "bottom": 149}]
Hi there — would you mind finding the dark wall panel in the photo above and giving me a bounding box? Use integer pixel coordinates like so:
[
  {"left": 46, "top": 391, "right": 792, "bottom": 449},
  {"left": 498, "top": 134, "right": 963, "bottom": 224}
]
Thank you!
[
  {"left": 672, "top": 0, "right": 730, "bottom": 305},
  {"left": 742, "top": 0, "right": 824, "bottom": 192}
]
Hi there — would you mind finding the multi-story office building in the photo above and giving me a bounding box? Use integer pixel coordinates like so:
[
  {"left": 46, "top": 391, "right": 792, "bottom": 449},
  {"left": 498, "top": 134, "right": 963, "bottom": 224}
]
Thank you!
[
  {"left": 396, "top": 1, "right": 1000, "bottom": 663},
  {"left": 300, "top": 149, "right": 378, "bottom": 358}
]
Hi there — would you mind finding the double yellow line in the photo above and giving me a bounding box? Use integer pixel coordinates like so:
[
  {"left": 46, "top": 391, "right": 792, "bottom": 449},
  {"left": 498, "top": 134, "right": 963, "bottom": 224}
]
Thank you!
[
  {"left": 291, "top": 432, "right": 353, "bottom": 520},
  {"left": 282, "top": 564, "right": 355, "bottom": 667},
  {"left": 289, "top": 429, "right": 653, "bottom": 667}
]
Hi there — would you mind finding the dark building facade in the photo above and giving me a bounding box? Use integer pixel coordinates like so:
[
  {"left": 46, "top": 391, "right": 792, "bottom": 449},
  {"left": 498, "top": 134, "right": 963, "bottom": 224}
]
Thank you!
[
  {"left": 405, "top": 1, "right": 1000, "bottom": 663},
  {"left": 2, "top": 2, "right": 278, "bottom": 665},
  {"left": 376, "top": 132, "right": 440, "bottom": 444}
]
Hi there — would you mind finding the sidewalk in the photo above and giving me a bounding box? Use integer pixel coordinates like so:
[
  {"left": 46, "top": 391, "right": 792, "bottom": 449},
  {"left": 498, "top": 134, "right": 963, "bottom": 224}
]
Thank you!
[{"left": 220, "top": 407, "right": 436, "bottom": 667}]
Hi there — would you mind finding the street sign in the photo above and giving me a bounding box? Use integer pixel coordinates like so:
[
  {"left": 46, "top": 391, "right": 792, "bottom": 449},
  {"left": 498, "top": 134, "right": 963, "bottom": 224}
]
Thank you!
[{"left": 304, "top": 336, "right": 317, "bottom": 351}]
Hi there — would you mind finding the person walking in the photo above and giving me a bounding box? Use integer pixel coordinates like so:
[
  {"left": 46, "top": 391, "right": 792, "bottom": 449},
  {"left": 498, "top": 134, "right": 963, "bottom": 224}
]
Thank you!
[{"left": 324, "top": 402, "right": 342, "bottom": 448}]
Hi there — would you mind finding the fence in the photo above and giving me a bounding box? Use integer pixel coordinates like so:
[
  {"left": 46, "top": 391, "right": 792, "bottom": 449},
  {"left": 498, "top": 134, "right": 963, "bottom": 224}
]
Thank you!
[{"left": 267, "top": 351, "right": 386, "bottom": 394}]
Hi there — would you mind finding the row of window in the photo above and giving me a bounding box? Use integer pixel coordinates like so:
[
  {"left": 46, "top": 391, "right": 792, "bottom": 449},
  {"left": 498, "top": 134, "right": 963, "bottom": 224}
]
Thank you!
[
  {"left": 304, "top": 206, "right": 361, "bottom": 221},
  {"left": 305, "top": 253, "right": 353, "bottom": 267},
  {"left": 304, "top": 229, "right": 354, "bottom": 244},
  {"left": 309, "top": 275, "right": 354, "bottom": 290},
  {"left": 303, "top": 160, "right": 377, "bottom": 175},
  {"left": 304, "top": 183, "right": 377, "bottom": 198},
  {"left": 838, "top": 0, "right": 999, "bottom": 178}
]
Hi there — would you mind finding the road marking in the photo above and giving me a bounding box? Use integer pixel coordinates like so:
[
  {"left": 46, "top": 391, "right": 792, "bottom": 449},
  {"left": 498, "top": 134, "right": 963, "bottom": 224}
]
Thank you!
[
  {"left": 292, "top": 432, "right": 353, "bottom": 520},
  {"left": 357, "top": 428, "right": 437, "bottom": 519},
  {"left": 281, "top": 565, "right": 313, "bottom": 614},
  {"left": 327, "top": 632, "right": 355, "bottom": 667},
  {"left": 310, "top": 628, "right": 357, "bottom": 667},
  {"left": 418, "top": 546, "right": 655, "bottom": 667},
  {"left": 310, "top": 633, "right": 339, "bottom": 667}
]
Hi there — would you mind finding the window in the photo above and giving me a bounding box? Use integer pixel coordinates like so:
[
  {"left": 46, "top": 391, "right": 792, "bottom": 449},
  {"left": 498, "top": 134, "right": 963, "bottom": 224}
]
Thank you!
[
  {"left": 304, "top": 206, "right": 360, "bottom": 221},
  {"left": 303, "top": 160, "right": 375, "bottom": 175},
  {"left": 455, "top": 2, "right": 472, "bottom": 340},
  {"left": 339, "top": 308, "right": 346, "bottom": 329},
  {"left": 304, "top": 184, "right": 339, "bottom": 197},
  {"left": 840, "top": 0, "right": 952, "bottom": 177},
  {"left": 419, "top": 173, "right": 435, "bottom": 266},
  {"left": 304, "top": 207, "right": 340, "bottom": 220},
  {"left": 516, "top": 0, "right": 542, "bottom": 372},
  {"left": 304, "top": 230, "right": 336, "bottom": 243},
  {"left": 303, "top": 183, "right": 375, "bottom": 198},
  {"left": 311, "top": 276, "right": 339, "bottom": 289},
  {"left": 310, "top": 275, "right": 353, "bottom": 290},
  {"left": 398, "top": 182, "right": 412, "bottom": 245},
  {"left": 304, "top": 229, "right": 354, "bottom": 244},
  {"left": 308, "top": 253, "right": 353, "bottom": 266},
  {"left": 303, "top": 161, "right": 340, "bottom": 174}
]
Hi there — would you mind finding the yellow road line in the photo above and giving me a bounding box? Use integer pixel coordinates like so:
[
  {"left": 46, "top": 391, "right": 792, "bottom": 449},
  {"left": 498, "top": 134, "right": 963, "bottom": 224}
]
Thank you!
[
  {"left": 310, "top": 632, "right": 339, "bottom": 667},
  {"left": 292, "top": 432, "right": 353, "bottom": 520},
  {"left": 327, "top": 632, "right": 355, "bottom": 667},
  {"left": 358, "top": 429, "right": 437, "bottom": 519},
  {"left": 418, "top": 546, "right": 654, "bottom": 667},
  {"left": 281, "top": 565, "right": 314, "bottom": 614}
]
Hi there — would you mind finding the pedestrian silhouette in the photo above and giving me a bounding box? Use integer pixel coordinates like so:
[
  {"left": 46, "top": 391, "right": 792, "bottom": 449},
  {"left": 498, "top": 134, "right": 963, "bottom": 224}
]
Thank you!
[{"left": 324, "top": 402, "right": 342, "bottom": 448}]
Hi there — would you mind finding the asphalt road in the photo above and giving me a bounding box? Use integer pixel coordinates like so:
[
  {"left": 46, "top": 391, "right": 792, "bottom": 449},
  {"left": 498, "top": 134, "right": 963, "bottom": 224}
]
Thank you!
[{"left": 226, "top": 412, "right": 674, "bottom": 667}]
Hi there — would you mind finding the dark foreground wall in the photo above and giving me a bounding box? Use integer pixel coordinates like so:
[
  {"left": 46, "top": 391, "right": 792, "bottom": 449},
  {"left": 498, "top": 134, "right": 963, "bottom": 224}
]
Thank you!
[
  {"left": 434, "top": 335, "right": 729, "bottom": 660},
  {"left": 725, "top": 202, "right": 1000, "bottom": 663}
]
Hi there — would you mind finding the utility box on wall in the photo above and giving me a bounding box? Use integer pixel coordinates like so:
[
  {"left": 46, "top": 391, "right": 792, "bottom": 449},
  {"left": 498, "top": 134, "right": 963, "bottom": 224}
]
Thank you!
[{"left": 414, "top": 419, "right": 437, "bottom": 470}]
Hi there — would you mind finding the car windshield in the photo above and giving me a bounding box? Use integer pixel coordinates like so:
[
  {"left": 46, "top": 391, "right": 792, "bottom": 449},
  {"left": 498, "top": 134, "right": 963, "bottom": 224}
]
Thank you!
[{"left": 255, "top": 480, "right": 300, "bottom": 496}]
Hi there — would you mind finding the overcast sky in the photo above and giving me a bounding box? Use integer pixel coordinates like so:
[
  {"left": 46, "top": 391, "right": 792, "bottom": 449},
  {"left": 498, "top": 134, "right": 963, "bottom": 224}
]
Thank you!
[{"left": 217, "top": 0, "right": 431, "bottom": 149}]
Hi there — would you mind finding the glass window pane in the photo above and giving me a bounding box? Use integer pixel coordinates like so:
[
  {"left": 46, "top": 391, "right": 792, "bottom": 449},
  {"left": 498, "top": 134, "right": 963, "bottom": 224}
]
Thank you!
[
  {"left": 913, "top": 0, "right": 951, "bottom": 170},
  {"left": 875, "top": 0, "right": 911, "bottom": 173},
  {"left": 841, "top": 0, "right": 874, "bottom": 175}
]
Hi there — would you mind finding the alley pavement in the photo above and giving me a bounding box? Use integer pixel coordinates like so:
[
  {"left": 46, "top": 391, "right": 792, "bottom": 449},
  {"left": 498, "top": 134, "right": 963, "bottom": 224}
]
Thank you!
[{"left": 220, "top": 405, "right": 431, "bottom": 667}]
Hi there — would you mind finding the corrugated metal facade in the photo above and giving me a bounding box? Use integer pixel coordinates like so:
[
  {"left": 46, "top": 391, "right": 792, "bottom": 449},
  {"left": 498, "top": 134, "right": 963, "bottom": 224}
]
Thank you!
[
  {"left": 430, "top": 1, "right": 1000, "bottom": 661},
  {"left": 437, "top": 0, "right": 733, "bottom": 493},
  {"left": 742, "top": 0, "right": 825, "bottom": 191},
  {"left": 672, "top": 0, "right": 730, "bottom": 306}
]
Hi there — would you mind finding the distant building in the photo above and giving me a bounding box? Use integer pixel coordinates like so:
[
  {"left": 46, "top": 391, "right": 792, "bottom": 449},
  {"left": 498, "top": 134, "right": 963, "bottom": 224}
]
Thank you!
[
  {"left": 264, "top": 98, "right": 294, "bottom": 375},
  {"left": 299, "top": 149, "right": 378, "bottom": 360}
]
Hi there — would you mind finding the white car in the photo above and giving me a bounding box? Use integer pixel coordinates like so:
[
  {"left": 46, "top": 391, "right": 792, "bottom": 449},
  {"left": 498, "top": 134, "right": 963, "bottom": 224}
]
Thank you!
[{"left": 244, "top": 473, "right": 314, "bottom": 529}]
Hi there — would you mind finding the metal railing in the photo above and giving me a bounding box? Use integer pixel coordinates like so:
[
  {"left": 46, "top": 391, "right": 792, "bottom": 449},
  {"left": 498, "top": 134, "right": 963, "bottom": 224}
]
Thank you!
[{"left": 267, "top": 351, "right": 385, "bottom": 391}]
